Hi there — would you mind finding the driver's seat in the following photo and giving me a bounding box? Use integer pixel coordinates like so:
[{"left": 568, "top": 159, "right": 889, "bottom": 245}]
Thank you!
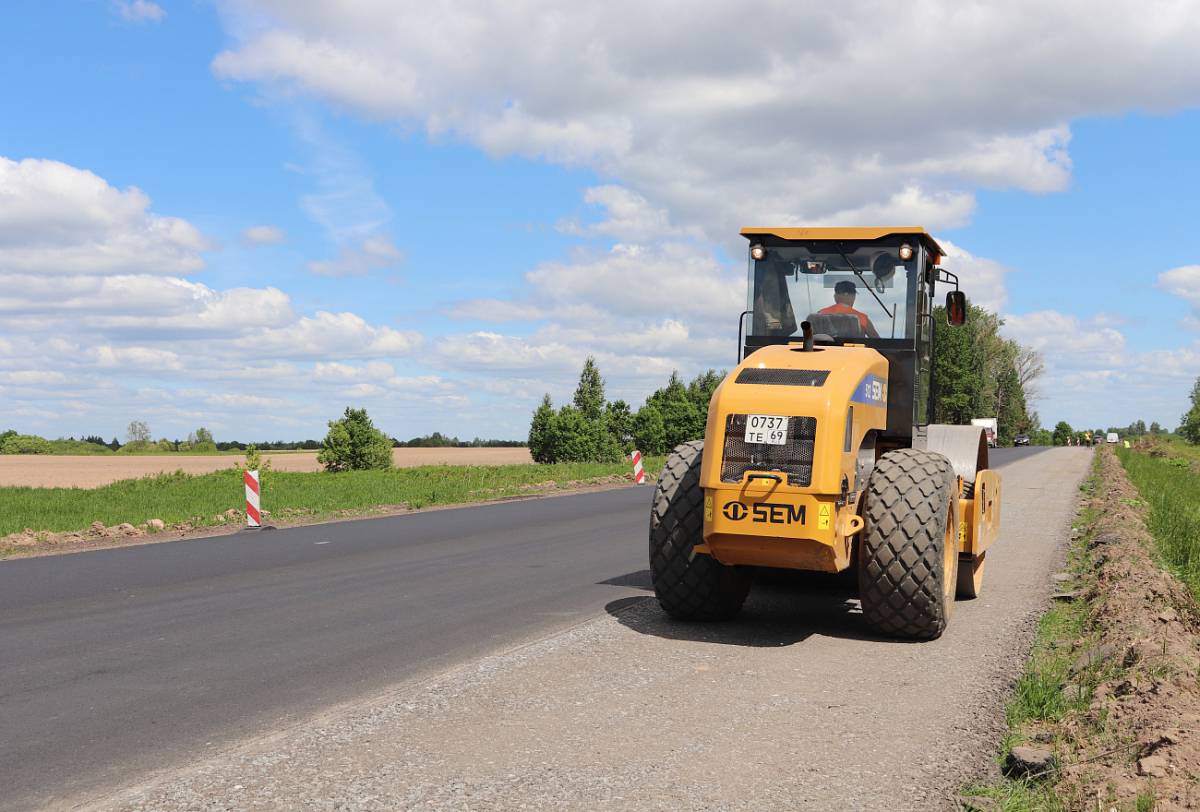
[{"left": 805, "top": 312, "right": 863, "bottom": 339}]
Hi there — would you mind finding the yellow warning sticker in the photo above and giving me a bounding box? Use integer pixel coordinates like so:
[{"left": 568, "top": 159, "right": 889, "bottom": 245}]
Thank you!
[
  {"left": 818, "top": 503, "right": 831, "bottom": 530},
  {"left": 959, "top": 519, "right": 967, "bottom": 546},
  {"left": 704, "top": 495, "right": 713, "bottom": 522}
]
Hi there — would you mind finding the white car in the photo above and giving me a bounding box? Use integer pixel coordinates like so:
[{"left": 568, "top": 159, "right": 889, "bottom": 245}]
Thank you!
[{"left": 1106, "top": 432, "right": 1119, "bottom": 444}]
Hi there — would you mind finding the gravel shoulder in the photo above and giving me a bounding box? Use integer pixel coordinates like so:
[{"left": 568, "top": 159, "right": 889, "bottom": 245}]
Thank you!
[{"left": 86, "top": 448, "right": 1093, "bottom": 812}]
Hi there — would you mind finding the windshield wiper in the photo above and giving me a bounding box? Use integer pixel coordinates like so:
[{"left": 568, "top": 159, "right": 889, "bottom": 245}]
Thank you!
[{"left": 837, "top": 247, "right": 895, "bottom": 321}]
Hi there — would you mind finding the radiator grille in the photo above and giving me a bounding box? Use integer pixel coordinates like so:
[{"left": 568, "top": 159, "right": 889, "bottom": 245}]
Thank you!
[
  {"left": 721, "top": 414, "right": 817, "bottom": 486},
  {"left": 734, "top": 368, "right": 829, "bottom": 387}
]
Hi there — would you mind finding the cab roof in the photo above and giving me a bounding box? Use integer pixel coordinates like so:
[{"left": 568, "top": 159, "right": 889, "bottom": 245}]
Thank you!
[{"left": 740, "top": 226, "right": 945, "bottom": 261}]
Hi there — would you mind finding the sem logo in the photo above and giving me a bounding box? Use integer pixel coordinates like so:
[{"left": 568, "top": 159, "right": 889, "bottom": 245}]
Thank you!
[
  {"left": 851, "top": 374, "right": 886, "bottom": 405},
  {"left": 722, "top": 501, "right": 806, "bottom": 525},
  {"left": 722, "top": 501, "right": 748, "bottom": 520}
]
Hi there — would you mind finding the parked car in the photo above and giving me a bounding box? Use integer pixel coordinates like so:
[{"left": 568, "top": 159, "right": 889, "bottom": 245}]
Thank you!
[
  {"left": 1013, "top": 434, "right": 1030, "bottom": 446},
  {"left": 1106, "top": 432, "right": 1119, "bottom": 444}
]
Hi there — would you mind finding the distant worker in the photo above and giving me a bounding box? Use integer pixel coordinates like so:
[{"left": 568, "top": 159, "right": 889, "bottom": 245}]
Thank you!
[{"left": 819, "top": 280, "right": 880, "bottom": 338}]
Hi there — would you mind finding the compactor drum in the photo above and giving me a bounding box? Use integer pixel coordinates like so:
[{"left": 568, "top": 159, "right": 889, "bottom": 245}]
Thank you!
[{"left": 649, "top": 227, "right": 1000, "bottom": 640}]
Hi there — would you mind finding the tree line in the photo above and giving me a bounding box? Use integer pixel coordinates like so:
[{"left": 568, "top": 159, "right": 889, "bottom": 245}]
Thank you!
[
  {"left": 527, "top": 358, "right": 723, "bottom": 463},
  {"left": 530, "top": 302, "right": 1049, "bottom": 463},
  {"left": 0, "top": 423, "right": 523, "bottom": 455},
  {"left": 931, "top": 302, "right": 1042, "bottom": 445}
]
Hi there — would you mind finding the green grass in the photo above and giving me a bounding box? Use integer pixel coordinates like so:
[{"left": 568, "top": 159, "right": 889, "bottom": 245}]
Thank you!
[
  {"left": 0, "top": 458, "right": 664, "bottom": 540},
  {"left": 1116, "top": 442, "right": 1200, "bottom": 600},
  {"left": 960, "top": 779, "right": 1064, "bottom": 811}
]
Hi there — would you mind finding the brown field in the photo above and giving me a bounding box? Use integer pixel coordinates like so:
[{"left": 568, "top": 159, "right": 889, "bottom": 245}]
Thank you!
[{"left": 0, "top": 447, "right": 534, "bottom": 489}]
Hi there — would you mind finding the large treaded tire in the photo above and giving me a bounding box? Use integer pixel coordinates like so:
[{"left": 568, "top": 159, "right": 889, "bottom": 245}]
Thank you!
[
  {"left": 858, "top": 448, "right": 958, "bottom": 640},
  {"left": 649, "top": 440, "right": 750, "bottom": 621}
]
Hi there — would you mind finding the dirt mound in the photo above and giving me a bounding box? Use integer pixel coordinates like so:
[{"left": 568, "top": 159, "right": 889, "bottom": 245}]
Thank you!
[{"left": 1058, "top": 450, "right": 1200, "bottom": 809}]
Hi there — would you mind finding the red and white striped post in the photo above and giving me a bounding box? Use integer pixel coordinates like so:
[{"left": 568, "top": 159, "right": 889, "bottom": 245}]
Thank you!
[
  {"left": 630, "top": 450, "right": 646, "bottom": 485},
  {"left": 243, "top": 469, "right": 261, "bottom": 528}
]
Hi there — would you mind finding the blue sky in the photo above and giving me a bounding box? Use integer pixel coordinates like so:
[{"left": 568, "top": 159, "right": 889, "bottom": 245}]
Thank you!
[{"left": 2, "top": 0, "right": 1199, "bottom": 442}]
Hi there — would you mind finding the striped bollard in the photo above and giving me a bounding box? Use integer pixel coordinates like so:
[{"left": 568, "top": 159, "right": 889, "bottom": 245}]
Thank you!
[
  {"left": 630, "top": 450, "right": 646, "bottom": 485},
  {"left": 244, "top": 469, "right": 261, "bottom": 528}
]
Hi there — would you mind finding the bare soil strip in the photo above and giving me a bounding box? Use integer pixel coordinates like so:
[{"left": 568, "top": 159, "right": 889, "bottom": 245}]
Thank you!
[
  {"left": 1052, "top": 449, "right": 1200, "bottom": 809},
  {"left": 84, "top": 448, "right": 1091, "bottom": 811},
  {"left": 0, "top": 447, "right": 533, "bottom": 489}
]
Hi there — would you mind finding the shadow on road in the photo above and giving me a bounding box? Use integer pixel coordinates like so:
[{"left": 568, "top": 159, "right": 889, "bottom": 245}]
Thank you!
[
  {"left": 602, "top": 569, "right": 894, "bottom": 647},
  {"left": 597, "top": 569, "right": 653, "bottom": 590}
]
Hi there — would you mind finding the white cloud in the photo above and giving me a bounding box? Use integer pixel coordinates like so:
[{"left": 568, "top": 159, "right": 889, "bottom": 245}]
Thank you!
[
  {"left": 938, "top": 240, "right": 1013, "bottom": 313},
  {"left": 112, "top": 0, "right": 164, "bottom": 23},
  {"left": 253, "top": 311, "right": 421, "bottom": 359},
  {"left": 1000, "top": 309, "right": 1200, "bottom": 428},
  {"left": 0, "top": 274, "right": 296, "bottom": 337},
  {"left": 91, "top": 345, "right": 183, "bottom": 371},
  {"left": 1157, "top": 265, "right": 1200, "bottom": 320},
  {"left": 0, "top": 370, "right": 69, "bottom": 386},
  {"left": 558, "top": 186, "right": 698, "bottom": 242},
  {"left": 313, "top": 361, "right": 395, "bottom": 382},
  {"left": 0, "top": 157, "right": 208, "bottom": 276},
  {"left": 0, "top": 156, "right": 437, "bottom": 440},
  {"left": 308, "top": 235, "right": 403, "bottom": 277},
  {"left": 525, "top": 242, "right": 743, "bottom": 325},
  {"left": 241, "top": 224, "right": 286, "bottom": 245},
  {"left": 212, "top": 1, "right": 1200, "bottom": 237}
]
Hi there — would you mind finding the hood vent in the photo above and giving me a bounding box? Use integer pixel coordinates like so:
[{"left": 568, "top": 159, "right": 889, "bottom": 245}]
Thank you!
[{"left": 735, "top": 368, "right": 830, "bottom": 387}]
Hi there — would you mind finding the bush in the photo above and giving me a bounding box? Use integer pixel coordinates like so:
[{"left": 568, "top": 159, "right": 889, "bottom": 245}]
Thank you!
[
  {"left": 318, "top": 407, "right": 393, "bottom": 472},
  {"left": 0, "top": 433, "right": 52, "bottom": 454}
]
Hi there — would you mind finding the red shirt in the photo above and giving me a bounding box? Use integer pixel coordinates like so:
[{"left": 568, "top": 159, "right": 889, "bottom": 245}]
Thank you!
[{"left": 818, "top": 303, "right": 874, "bottom": 335}]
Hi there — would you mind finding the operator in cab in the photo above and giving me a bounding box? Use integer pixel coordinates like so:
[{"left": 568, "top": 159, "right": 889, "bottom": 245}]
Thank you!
[{"left": 818, "top": 280, "right": 880, "bottom": 339}]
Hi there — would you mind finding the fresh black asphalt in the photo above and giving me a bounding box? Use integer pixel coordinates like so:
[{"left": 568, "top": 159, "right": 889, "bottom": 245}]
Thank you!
[{"left": 0, "top": 446, "right": 1045, "bottom": 809}]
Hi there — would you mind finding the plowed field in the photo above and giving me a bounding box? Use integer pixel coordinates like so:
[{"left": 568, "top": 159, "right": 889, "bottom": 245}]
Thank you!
[{"left": 0, "top": 448, "right": 533, "bottom": 489}]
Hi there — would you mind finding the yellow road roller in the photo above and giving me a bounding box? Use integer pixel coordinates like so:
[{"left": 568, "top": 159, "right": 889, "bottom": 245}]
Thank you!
[{"left": 649, "top": 227, "right": 1000, "bottom": 639}]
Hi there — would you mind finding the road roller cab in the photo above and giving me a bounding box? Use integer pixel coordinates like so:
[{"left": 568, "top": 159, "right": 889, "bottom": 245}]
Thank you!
[{"left": 649, "top": 227, "right": 1000, "bottom": 640}]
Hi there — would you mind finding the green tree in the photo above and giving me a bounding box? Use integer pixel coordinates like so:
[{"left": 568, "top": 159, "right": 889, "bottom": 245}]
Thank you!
[
  {"left": 1150, "top": 421, "right": 1163, "bottom": 435},
  {"left": 188, "top": 426, "right": 217, "bottom": 452},
  {"left": 547, "top": 406, "right": 597, "bottom": 462},
  {"left": 1181, "top": 377, "right": 1200, "bottom": 444},
  {"left": 686, "top": 369, "right": 724, "bottom": 418},
  {"left": 572, "top": 356, "right": 606, "bottom": 422},
  {"left": 632, "top": 403, "right": 668, "bottom": 456},
  {"left": 318, "top": 407, "right": 393, "bottom": 472},
  {"left": 646, "top": 371, "right": 701, "bottom": 450},
  {"left": 0, "top": 433, "right": 52, "bottom": 454},
  {"left": 1052, "top": 421, "right": 1073, "bottom": 446},
  {"left": 528, "top": 395, "right": 557, "bottom": 463},
  {"left": 604, "top": 399, "right": 634, "bottom": 455},
  {"left": 932, "top": 302, "right": 1040, "bottom": 442}
]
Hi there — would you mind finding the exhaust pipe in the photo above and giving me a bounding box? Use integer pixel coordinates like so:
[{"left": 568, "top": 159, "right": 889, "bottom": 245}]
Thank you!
[{"left": 800, "top": 320, "right": 814, "bottom": 352}]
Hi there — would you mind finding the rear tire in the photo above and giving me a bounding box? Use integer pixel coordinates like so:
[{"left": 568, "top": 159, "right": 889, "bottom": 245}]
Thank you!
[
  {"left": 858, "top": 448, "right": 958, "bottom": 640},
  {"left": 649, "top": 440, "right": 750, "bottom": 621}
]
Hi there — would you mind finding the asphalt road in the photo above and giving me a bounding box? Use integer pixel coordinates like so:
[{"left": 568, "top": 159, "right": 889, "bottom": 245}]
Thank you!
[{"left": 1, "top": 446, "right": 1048, "bottom": 810}]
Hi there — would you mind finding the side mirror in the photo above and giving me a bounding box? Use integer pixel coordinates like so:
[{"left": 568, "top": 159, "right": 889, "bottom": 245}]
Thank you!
[
  {"left": 946, "top": 290, "right": 967, "bottom": 326},
  {"left": 798, "top": 260, "right": 826, "bottom": 275}
]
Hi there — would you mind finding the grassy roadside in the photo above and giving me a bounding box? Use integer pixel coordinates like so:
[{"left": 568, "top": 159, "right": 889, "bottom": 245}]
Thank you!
[
  {"left": 0, "top": 458, "right": 664, "bottom": 546},
  {"left": 1115, "top": 440, "right": 1200, "bottom": 600},
  {"left": 961, "top": 452, "right": 1103, "bottom": 812}
]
